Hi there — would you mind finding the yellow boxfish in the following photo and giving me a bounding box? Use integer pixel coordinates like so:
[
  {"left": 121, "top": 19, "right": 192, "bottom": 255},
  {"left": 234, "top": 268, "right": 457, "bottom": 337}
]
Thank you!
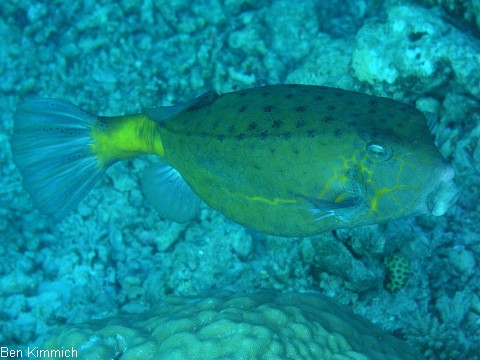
[{"left": 12, "top": 85, "right": 459, "bottom": 237}]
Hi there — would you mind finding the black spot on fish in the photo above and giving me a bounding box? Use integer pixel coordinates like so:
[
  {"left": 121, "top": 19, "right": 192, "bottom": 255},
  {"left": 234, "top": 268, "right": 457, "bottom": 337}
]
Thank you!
[
  {"left": 285, "top": 94, "right": 295, "bottom": 99},
  {"left": 228, "top": 125, "right": 236, "bottom": 133},
  {"left": 335, "top": 92, "right": 344, "bottom": 97},
  {"left": 293, "top": 149, "right": 299, "bottom": 155},
  {"left": 314, "top": 96, "right": 324, "bottom": 102},
  {"left": 239, "top": 105, "right": 248, "bottom": 112},
  {"left": 327, "top": 104, "right": 336, "bottom": 111},
  {"left": 236, "top": 133, "right": 245, "bottom": 140},
  {"left": 306, "top": 130, "right": 315, "bottom": 138},
  {"left": 217, "top": 134, "right": 225, "bottom": 141},
  {"left": 52, "top": 126, "right": 81, "bottom": 136},
  {"left": 323, "top": 115, "right": 334, "bottom": 124},
  {"left": 66, "top": 152, "right": 84, "bottom": 161},
  {"left": 368, "top": 99, "right": 379, "bottom": 106},
  {"left": 281, "top": 131, "right": 292, "bottom": 140},
  {"left": 238, "top": 92, "right": 248, "bottom": 97},
  {"left": 97, "top": 117, "right": 109, "bottom": 131},
  {"left": 262, "top": 91, "right": 271, "bottom": 97},
  {"left": 368, "top": 109, "right": 377, "bottom": 115},
  {"left": 257, "top": 131, "right": 269, "bottom": 140},
  {"left": 295, "top": 106, "right": 307, "bottom": 113},
  {"left": 348, "top": 100, "right": 355, "bottom": 106},
  {"left": 212, "top": 120, "right": 220, "bottom": 128},
  {"left": 272, "top": 119, "right": 283, "bottom": 128},
  {"left": 296, "top": 120, "right": 306, "bottom": 128},
  {"left": 248, "top": 122, "right": 257, "bottom": 130},
  {"left": 350, "top": 112, "right": 362, "bottom": 118},
  {"left": 270, "top": 148, "right": 275, "bottom": 154},
  {"left": 263, "top": 105, "right": 275, "bottom": 113},
  {"left": 334, "top": 129, "right": 342, "bottom": 137}
]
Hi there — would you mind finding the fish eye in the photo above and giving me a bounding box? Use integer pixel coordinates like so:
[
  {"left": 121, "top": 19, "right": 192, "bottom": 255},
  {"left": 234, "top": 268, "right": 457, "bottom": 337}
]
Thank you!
[{"left": 366, "top": 142, "right": 392, "bottom": 160}]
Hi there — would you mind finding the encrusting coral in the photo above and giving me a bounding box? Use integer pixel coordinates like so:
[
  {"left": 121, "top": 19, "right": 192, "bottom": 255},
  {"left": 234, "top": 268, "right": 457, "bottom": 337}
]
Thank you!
[{"left": 44, "top": 290, "right": 424, "bottom": 360}]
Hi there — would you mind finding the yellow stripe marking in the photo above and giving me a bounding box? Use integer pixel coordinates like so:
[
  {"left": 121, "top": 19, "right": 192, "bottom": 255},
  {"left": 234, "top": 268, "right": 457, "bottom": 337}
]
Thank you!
[{"left": 232, "top": 193, "right": 298, "bottom": 205}]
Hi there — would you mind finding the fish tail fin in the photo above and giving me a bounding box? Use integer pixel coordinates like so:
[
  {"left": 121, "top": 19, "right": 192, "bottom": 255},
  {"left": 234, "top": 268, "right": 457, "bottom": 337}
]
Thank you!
[{"left": 12, "top": 99, "right": 106, "bottom": 220}]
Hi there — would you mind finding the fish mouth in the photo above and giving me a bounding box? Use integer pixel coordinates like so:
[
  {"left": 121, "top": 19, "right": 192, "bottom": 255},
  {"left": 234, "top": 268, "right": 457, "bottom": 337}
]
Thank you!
[{"left": 426, "top": 164, "right": 459, "bottom": 216}]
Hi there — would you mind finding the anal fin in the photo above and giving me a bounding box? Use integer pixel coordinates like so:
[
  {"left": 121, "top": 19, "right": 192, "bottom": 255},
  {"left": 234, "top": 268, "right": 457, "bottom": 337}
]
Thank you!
[{"left": 142, "top": 161, "right": 201, "bottom": 223}]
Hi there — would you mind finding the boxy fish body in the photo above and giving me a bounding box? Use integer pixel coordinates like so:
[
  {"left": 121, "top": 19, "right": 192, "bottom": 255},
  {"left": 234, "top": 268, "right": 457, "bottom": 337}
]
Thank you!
[{"left": 12, "top": 85, "right": 458, "bottom": 237}]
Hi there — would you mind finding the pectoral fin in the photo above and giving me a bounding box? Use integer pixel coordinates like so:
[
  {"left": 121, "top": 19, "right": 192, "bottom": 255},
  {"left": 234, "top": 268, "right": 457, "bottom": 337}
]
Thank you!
[
  {"left": 305, "top": 196, "right": 364, "bottom": 223},
  {"left": 303, "top": 168, "right": 368, "bottom": 223}
]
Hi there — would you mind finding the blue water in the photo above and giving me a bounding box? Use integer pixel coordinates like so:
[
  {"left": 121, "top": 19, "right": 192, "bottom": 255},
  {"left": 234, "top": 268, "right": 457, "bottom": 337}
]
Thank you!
[{"left": 1, "top": 1, "right": 479, "bottom": 359}]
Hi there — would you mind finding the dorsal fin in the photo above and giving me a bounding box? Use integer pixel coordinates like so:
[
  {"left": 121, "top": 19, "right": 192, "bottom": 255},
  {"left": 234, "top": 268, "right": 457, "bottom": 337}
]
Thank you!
[
  {"left": 145, "top": 91, "right": 219, "bottom": 123},
  {"left": 185, "top": 91, "right": 219, "bottom": 111}
]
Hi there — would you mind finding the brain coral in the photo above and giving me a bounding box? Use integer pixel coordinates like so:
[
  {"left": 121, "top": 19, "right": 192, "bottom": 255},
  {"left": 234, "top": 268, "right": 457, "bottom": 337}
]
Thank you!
[{"left": 44, "top": 291, "right": 424, "bottom": 360}]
